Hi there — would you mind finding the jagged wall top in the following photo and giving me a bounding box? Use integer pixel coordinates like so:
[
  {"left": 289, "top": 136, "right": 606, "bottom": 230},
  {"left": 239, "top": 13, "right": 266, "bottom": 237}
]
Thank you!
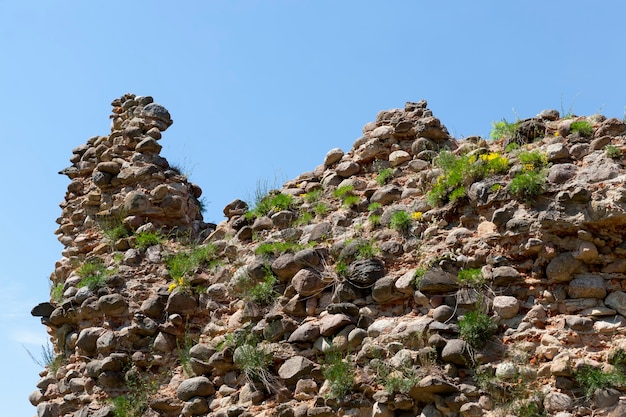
[{"left": 55, "top": 94, "right": 208, "bottom": 261}]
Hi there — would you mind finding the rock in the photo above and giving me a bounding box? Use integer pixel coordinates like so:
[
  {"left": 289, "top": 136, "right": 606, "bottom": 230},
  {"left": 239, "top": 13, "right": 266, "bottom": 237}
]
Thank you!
[
  {"left": 604, "top": 291, "right": 626, "bottom": 316},
  {"left": 335, "top": 161, "right": 360, "bottom": 178},
  {"left": 491, "top": 266, "right": 521, "bottom": 286},
  {"left": 537, "top": 109, "right": 560, "bottom": 121},
  {"left": 31, "top": 302, "right": 56, "bottom": 317},
  {"left": 294, "top": 379, "right": 318, "bottom": 400},
  {"left": 572, "top": 241, "right": 598, "bottom": 262},
  {"left": 372, "top": 276, "right": 405, "bottom": 303},
  {"left": 348, "top": 258, "right": 386, "bottom": 286},
  {"left": 287, "top": 321, "right": 320, "bottom": 343},
  {"left": 278, "top": 356, "right": 315, "bottom": 386},
  {"left": 565, "top": 315, "right": 593, "bottom": 331},
  {"left": 141, "top": 102, "right": 173, "bottom": 130},
  {"left": 181, "top": 397, "right": 209, "bottom": 415},
  {"left": 292, "top": 268, "right": 326, "bottom": 297},
  {"left": 492, "top": 296, "right": 519, "bottom": 319},
  {"left": 441, "top": 339, "right": 471, "bottom": 366},
  {"left": 418, "top": 267, "right": 458, "bottom": 294},
  {"left": 165, "top": 288, "right": 198, "bottom": 315},
  {"left": 176, "top": 376, "right": 215, "bottom": 401},
  {"left": 547, "top": 163, "right": 577, "bottom": 184},
  {"left": 76, "top": 327, "right": 105, "bottom": 355},
  {"left": 223, "top": 199, "right": 248, "bottom": 218},
  {"left": 271, "top": 253, "right": 301, "bottom": 281},
  {"left": 546, "top": 253, "right": 582, "bottom": 282},
  {"left": 324, "top": 148, "right": 344, "bottom": 166},
  {"left": 593, "top": 387, "right": 620, "bottom": 408},
  {"left": 370, "top": 185, "right": 403, "bottom": 205},
  {"left": 98, "top": 294, "right": 127, "bottom": 316},
  {"left": 389, "top": 150, "right": 411, "bottom": 167},
  {"left": 545, "top": 143, "right": 570, "bottom": 162},
  {"left": 459, "top": 402, "right": 482, "bottom": 417},
  {"left": 432, "top": 305, "right": 454, "bottom": 322},
  {"left": 544, "top": 391, "right": 573, "bottom": 413},
  {"left": 567, "top": 274, "right": 606, "bottom": 299},
  {"left": 372, "top": 402, "right": 394, "bottom": 417},
  {"left": 319, "top": 314, "right": 353, "bottom": 336}
]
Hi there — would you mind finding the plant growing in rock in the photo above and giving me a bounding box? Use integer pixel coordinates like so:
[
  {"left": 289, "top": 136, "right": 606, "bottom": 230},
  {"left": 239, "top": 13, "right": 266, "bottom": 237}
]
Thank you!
[
  {"left": 255, "top": 241, "right": 302, "bottom": 257},
  {"left": 231, "top": 266, "right": 279, "bottom": 306},
  {"left": 510, "top": 170, "right": 546, "bottom": 202},
  {"left": 575, "top": 364, "right": 626, "bottom": 399},
  {"left": 134, "top": 231, "right": 164, "bottom": 250},
  {"left": 246, "top": 192, "right": 293, "bottom": 220},
  {"left": 322, "top": 348, "right": 355, "bottom": 398},
  {"left": 25, "top": 342, "right": 64, "bottom": 377},
  {"left": 111, "top": 369, "right": 160, "bottom": 417},
  {"left": 376, "top": 167, "right": 394, "bottom": 186},
  {"left": 294, "top": 210, "right": 313, "bottom": 226},
  {"left": 303, "top": 188, "right": 323, "bottom": 203},
  {"left": 517, "top": 150, "right": 549, "bottom": 171},
  {"left": 457, "top": 268, "right": 486, "bottom": 288},
  {"left": 390, "top": 210, "right": 412, "bottom": 233},
  {"left": 490, "top": 118, "right": 520, "bottom": 141},
  {"left": 355, "top": 240, "right": 378, "bottom": 260},
  {"left": 98, "top": 213, "right": 131, "bottom": 243},
  {"left": 50, "top": 282, "right": 64, "bottom": 303},
  {"left": 570, "top": 120, "right": 594, "bottom": 137},
  {"left": 412, "top": 267, "right": 427, "bottom": 288},
  {"left": 166, "top": 243, "right": 219, "bottom": 291},
  {"left": 234, "top": 342, "right": 277, "bottom": 393},
  {"left": 458, "top": 310, "right": 497, "bottom": 349},
  {"left": 605, "top": 144, "right": 622, "bottom": 159},
  {"left": 177, "top": 331, "right": 196, "bottom": 377},
  {"left": 313, "top": 201, "right": 330, "bottom": 217},
  {"left": 77, "top": 259, "right": 111, "bottom": 291},
  {"left": 333, "top": 185, "right": 359, "bottom": 207}
]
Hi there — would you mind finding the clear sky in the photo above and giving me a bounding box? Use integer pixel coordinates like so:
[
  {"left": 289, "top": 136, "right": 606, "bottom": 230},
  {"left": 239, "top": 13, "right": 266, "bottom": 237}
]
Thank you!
[{"left": 1, "top": 1, "right": 625, "bottom": 415}]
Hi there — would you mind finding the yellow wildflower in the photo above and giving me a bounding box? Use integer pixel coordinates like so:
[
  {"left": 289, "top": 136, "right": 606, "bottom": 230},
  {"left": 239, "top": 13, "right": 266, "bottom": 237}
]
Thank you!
[
  {"left": 523, "top": 163, "right": 535, "bottom": 172},
  {"left": 554, "top": 131, "right": 560, "bottom": 137},
  {"left": 411, "top": 211, "right": 423, "bottom": 221},
  {"left": 299, "top": 193, "right": 307, "bottom": 198},
  {"left": 168, "top": 282, "right": 178, "bottom": 292}
]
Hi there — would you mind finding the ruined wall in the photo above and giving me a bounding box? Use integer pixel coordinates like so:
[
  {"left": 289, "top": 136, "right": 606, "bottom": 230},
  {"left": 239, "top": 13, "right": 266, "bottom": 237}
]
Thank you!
[{"left": 30, "top": 95, "right": 626, "bottom": 417}]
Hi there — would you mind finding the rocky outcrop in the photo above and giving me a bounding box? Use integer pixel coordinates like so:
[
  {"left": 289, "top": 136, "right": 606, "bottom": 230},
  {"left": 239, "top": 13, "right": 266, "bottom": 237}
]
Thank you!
[{"left": 31, "top": 96, "right": 626, "bottom": 417}]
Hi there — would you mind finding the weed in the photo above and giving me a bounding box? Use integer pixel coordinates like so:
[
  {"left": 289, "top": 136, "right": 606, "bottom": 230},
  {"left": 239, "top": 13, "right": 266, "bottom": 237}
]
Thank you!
[
  {"left": 77, "top": 259, "right": 111, "bottom": 291},
  {"left": 368, "top": 214, "right": 381, "bottom": 227},
  {"left": 372, "top": 359, "right": 420, "bottom": 394},
  {"left": 333, "top": 185, "right": 359, "bottom": 207},
  {"left": 490, "top": 118, "right": 520, "bottom": 141},
  {"left": 575, "top": 365, "right": 626, "bottom": 399},
  {"left": 570, "top": 120, "right": 594, "bottom": 137},
  {"left": 413, "top": 268, "right": 427, "bottom": 288},
  {"left": 517, "top": 150, "right": 549, "bottom": 171},
  {"left": 606, "top": 145, "right": 622, "bottom": 159},
  {"left": 390, "top": 210, "right": 412, "bottom": 233},
  {"left": 458, "top": 310, "right": 497, "bottom": 349},
  {"left": 314, "top": 202, "right": 330, "bottom": 217},
  {"left": 335, "top": 261, "right": 349, "bottom": 279},
  {"left": 322, "top": 348, "right": 355, "bottom": 398},
  {"left": 255, "top": 241, "right": 301, "bottom": 257},
  {"left": 195, "top": 196, "right": 209, "bottom": 215},
  {"left": 304, "top": 188, "right": 323, "bottom": 203},
  {"left": 50, "top": 283, "right": 64, "bottom": 303},
  {"left": 246, "top": 192, "right": 293, "bottom": 220},
  {"left": 231, "top": 266, "right": 278, "bottom": 305},
  {"left": 98, "top": 213, "right": 131, "bottom": 243},
  {"left": 505, "top": 142, "right": 521, "bottom": 153},
  {"left": 510, "top": 171, "right": 546, "bottom": 202},
  {"left": 376, "top": 168, "right": 394, "bottom": 186},
  {"left": 166, "top": 244, "right": 219, "bottom": 291},
  {"left": 294, "top": 211, "right": 313, "bottom": 226},
  {"left": 234, "top": 343, "right": 277, "bottom": 393},
  {"left": 111, "top": 368, "right": 160, "bottom": 417},
  {"left": 177, "top": 331, "right": 196, "bottom": 377},
  {"left": 24, "top": 342, "right": 64, "bottom": 376},
  {"left": 457, "top": 268, "right": 485, "bottom": 287},
  {"left": 134, "top": 231, "right": 164, "bottom": 250},
  {"left": 355, "top": 240, "right": 378, "bottom": 260},
  {"left": 368, "top": 202, "right": 383, "bottom": 212}
]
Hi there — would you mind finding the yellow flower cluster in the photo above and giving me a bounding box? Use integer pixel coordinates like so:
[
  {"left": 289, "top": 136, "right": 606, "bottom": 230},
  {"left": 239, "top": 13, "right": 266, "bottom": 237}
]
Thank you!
[
  {"left": 411, "top": 211, "right": 423, "bottom": 221},
  {"left": 168, "top": 277, "right": 186, "bottom": 292},
  {"left": 480, "top": 152, "right": 502, "bottom": 162},
  {"left": 523, "top": 163, "right": 535, "bottom": 172},
  {"left": 299, "top": 193, "right": 307, "bottom": 198}
]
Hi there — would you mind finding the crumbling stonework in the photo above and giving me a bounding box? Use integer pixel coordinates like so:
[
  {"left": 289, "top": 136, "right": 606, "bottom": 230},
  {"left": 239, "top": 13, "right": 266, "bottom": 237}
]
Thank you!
[{"left": 31, "top": 95, "right": 626, "bottom": 417}]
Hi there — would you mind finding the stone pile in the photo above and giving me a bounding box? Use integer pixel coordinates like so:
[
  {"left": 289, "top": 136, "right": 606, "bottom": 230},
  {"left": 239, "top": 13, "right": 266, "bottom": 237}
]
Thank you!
[{"left": 31, "top": 96, "right": 626, "bottom": 417}]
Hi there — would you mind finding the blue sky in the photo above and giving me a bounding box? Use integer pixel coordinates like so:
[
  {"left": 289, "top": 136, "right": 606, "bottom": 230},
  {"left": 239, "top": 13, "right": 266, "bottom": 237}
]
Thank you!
[{"left": 1, "top": 1, "right": 625, "bottom": 415}]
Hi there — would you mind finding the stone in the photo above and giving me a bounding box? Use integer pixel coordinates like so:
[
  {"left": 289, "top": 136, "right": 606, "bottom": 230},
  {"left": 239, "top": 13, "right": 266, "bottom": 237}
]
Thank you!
[
  {"left": 604, "top": 291, "right": 626, "bottom": 316},
  {"left": 135, "top": 137, "right": 162, "bottom": 153},
  {"left": 324, "top": 148, "right": 344, "bottom": 166},
  {"left": 441, "top": 339, "right": 471, "bottom": 366},
  {"left": 546, "top": 253, "right": 582, "bottom": 282},
  {"left": 545, "top": 143, "right": 570, "bottom": 162},
  {"left": 176, "top": 376, "right": 215, "bottom": 401},
  {"left": 76, "top": 327, "right": 105, "bottom": 355},
  {"left": 567, "top": 274, "right": 606, "bottom": 299},
  {"left": 371, "top": 125, "right": 395, "bottom": 139},
  {"left": 389, "top": 150, "right": 411, "bottom": 167},
  {"left": 348, "top": 258, "right": 386, "bottom": 286},
  {"left": 372, "top": 276, "right": 405, "bottom": 303},
  {"left": 547, "top": 163, "right": 577, "bottom": 184},
  {"left": 141, "top": 103, "right": 172, "bottom": 130},
  {"left": 278, "top": 356, "right": 315, "bottom": 386},
  {"left": 271, "top": 253, "right": 301, "bottom": 282},
  {"left": 292, "top": 268, "right": 326, "bottom": 297},
  {"left": 98, "top": 294, "right": 127, "bottom": 316},
  {"left": 459, "top": 402, "right": 482, "bottom": 417},
  {"left": 31, "top": 302, "right": 55, "bottom": 317},
  {"left": 165, "top": 288, "right": 198, "bottom": 315},
  {"left": 370, "top": 185, "right": 403, "bottom": 205},
  {"left": 288, "top": 321, "right": 320, "bottom": 343},
  {"left": 492, "top": 296, "right": 519, "bottom": 319},
  {"left": 491, "top": 266, "right": 521, "bottom": 286},
  {"left": 319, "top": 314, "right": 353, "bottom": 336},
  {"left": 572, "top": 241, "right": 598, "bottom": 262},
  {"left": 417, "top": 267, "right": 458, "bottom": 294},
  {"left": 544, "top": 391, "right": 573, "bottom": 413},
  {"left": 432, "top": 305, "right": 454, "bottom": 322},
  {"left": 223, "top": 199, "right": 248, "bottom": 218},
  {"left": 335, "top": 161, "right": 360, "bottom": 178}
]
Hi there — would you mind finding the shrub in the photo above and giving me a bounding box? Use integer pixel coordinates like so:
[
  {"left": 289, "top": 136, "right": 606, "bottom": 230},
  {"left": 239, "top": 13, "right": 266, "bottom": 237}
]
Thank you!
[
  {"left": 376, "top": 168, "right": 394, "bottom": 186},
  {"left": 77, "top": 259, "right": 110, "bottom": 291},
  {"left": 303, "top": 188, "right": 323, "bottom": 203},
  {"left": 570, "top": 120, "right": 594, "bottom": 137},
  {"left": 333, "top": 185, "right": 359, "bottom": 207},
  {"left": 134, "top": 231, "right": 163, "bottom": 250},
  {"left": 255, "top": 241, "right": 301, "bottom": 257},
  {"left": 50, "top": 283, "right": 64, "bottom": 303},
  {"left": 111, "top": 370, "right": 159, "bottom": 417},
  {"left": 606, "top": 145, "right": 622, "bottom": 159},
  {"left": 517, "top": 150, "right": 549, "bottom": 171},
  {"left": 232, "top": 266, "right": 278, "bottom": 305},
  {"left": 368, "top": 202, "right": 383, "bottom": 212},
  {"left": 234, "top": 343, "right": 276, "bottom": 392},
  {"left": 372, "top": 359, "right": 420, "bottom": 394},
  {"left": 368, "top": 214, "right": 381, "bottom": 227},
  {"left": 458, "top": 310, "right": 497, "bottom": 349},
  {"left": 575, "top": 365, "right": 626, "bottom": 399},
  {"left": 322, "top": 349, "right": 355, "bottom": 398},
  {"left": 510, "top": 171, "right": 546, "bottom": 202},
  {"left": 490, "top": 118, "right": 520, "bottom": 140},
  {"left": 314, "top": 202, "right": 330, "bottom": 217},
  {"left": 246, "top": 192, "right": 293, "bottom": 219},
  {"left": 413, "top": 268, "right": 427, "bottom": 287},
  {"left": 390, "top": 210, "right": 412, "bottom": 233},
  {"left": 355, "top": 240, "right": 377, "bottom": 259},
  {"left": 457, "top": 268, "right": 485, "bottom": 287}
]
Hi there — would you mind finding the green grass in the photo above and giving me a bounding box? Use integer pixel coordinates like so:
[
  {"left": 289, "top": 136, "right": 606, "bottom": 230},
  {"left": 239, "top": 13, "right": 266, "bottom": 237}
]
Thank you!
[
  {"left": 166, "top": 244, "right": 218, "bottom": 280},
  {"left": 333, "top": 185, "right": 359, "bottom": 207},
  {"left": 322, "top": 349, "right": 355, "bottom": 398},
  {"left": 490, "top": 118, "right": 520, "bottom": 141},
  {"left": 234, "top": 343, "right": 276, "bottom": 392},
  {"left": 575, "top": 365, "right": 626, "bottom": 399},
  {"left": 314, "top": 202, "right": 330, "bottom": 217},
  {"left": 294, "top": 211, "right": 314, "bottom": 226},
  {"left": 134, "top": 231, "right": 164, "bottom": 249},
  {"left": 335, "top": 261, "right": 349, "bottom": 278},
  {"left": 570, "top": 120, "right": 594, "bottom": 137},
  {"left": 390, "top": 210, "right": 412, "bottom": 233},
  {"left": 517, "top": 150, "right": 548, "bottom": 171},
  {"left": 111, "top": 371, "right": 159, "bottom": 417},
  {"left": 510, "top": 171, "right": 546, "bottom": 202},
  {"left": 376, "top": 167, "right": 394, "bottom": 186},
  {"left": 177, "top": 331, "right": 196, "bottom": 376},
  {"left": 427, "top": 150, "right": 509, "bottom": 207},
  {"left": 50, "top": 283, "right": 64, "bottom": 303},
  {"left": 232, "top": 266, "right": 279, "bottom": 305},
  {"left": 303, "top": 188, "right": 323, "bottom": 203},
  {"left": 413, "top": 268, "right": 427, "bottom": 287},
  {"left": 246, "top": 192, "right": 293, "bottom": 220},
  {"left": 372, "top": 359, "right": 420, "bottom": 394},
  {"left": 76, "top": 259, "right": 110, "bottom": 291},
  {"left": 458, "top": 310, "right": 497, "bottom": 349},
  {"left": 355, "top": 240, "right": 378, "bottom": 259},
  {"left": 606, "top": 145, "right": 622, "bottom": 158},
  {"left": 457, "top": 268, "right": 485, "bottom": 287},
  {"left": 255, "top": 241, "right": 302, "bottom": 256},
  {"left": 368, "top": 214, "right": 381, "bottom": 227},
  {"left": 98, "top": 214, "right": 131, "bottom": 242}
]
